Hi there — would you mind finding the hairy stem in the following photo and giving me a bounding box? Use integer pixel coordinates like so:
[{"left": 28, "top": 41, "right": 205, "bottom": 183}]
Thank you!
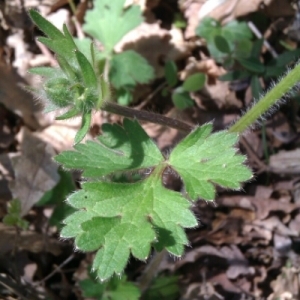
[
  {"left": 102, "top": 101, "right": 194, "bottom": 132},
  {"left": 229, "top": 62, "right": 300, "bottom": 133}
]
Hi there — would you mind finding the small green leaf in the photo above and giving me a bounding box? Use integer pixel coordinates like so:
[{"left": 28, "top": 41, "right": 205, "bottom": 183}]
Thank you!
[
  {"left": 164, "top": 60, "right": 178, "bottom": 87},
  {"left": 169, "top": 123, "right": 252, "bottom": 200},
  {"left": 183, "top": 73, "right": 206, "bottom": 92},
  {"left": 29, "top": 10, "right": 64, "bottom": 40},
  {"left": 80, "top": 275, "right": 140, "bottom": 300},
  {"left": 235, "top": 39, "right": 253, "bottom": 58},
  {"left": 83, "top": 0, "right": 143, "bottom": 53},
  {"left": 74, "top": 111, "right": 92, "bottom": 144},
  {"left": 214, "top": 35, "right": 231, "bottom": 54},
  {"left": 237, "top": 57, "right": 265, "bottom": 74},
  {"left": 222, "top": 20, "right": 252, "bottom": 40},
  {"left": 30, "top": 10, "right": 78, "bottom": 63},
  {"left": 3, "top": 199, "right": 29, "bottom": 230},
  {"left": 110, "top": 50, "right": 154, "bottom": 89},
  {"left": 56, "top": 55, "right": 77, "bottom": 81},
  {"left": 172, "top": 90, "right": 194, "bottom": 109},
  {"left": 75, "top": 50, "right": 98, "bottom": 88},
  {"left": 196, "top": 17, "right": 221, "bottom": 39}
]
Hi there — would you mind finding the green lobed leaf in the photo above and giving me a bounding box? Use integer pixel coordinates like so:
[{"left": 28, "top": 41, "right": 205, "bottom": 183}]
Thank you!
[
  {"left": 55, "top": 119, "right": 164, "bottom": 177},
  {"left": 83, "top": 0, "right": 143, "bottom": 53},
  {"left": 110, "top": 50, "right": 154, "bottom": 89},
  {"left": 62, "top": 171, "right": 197, "bottom": 280},
  {"left": 58, "top": 120, "right": 252, "bottom": 280},
  {"left": 169, "top": 123, "right": 252, "bottom": 200}
]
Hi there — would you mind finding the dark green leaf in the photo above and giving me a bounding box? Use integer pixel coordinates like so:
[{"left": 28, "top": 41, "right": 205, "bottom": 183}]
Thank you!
[
  {"left": 251, "top": 39, "right": 264, "bottom": 58},
  {"left": 237, "top": 57, "right": 265, "bottom": 74},
  {"left": 164, "top": 60, "right": 178, "bottom": 87},
  {"left": 235, "top": 39, "right": 253, "bottom": 58},
  {"left": 214, "top": 35, "right": 231, "bottom": 54}
]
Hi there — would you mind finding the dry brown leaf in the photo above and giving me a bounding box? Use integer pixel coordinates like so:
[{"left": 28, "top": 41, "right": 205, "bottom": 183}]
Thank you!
[
  {"left": 182, "top": 282, "right": 224, "bottom": 300},
  {"left": 267, "top": 112, "right": 296, "bottom": 148},
  {"left": 9, "top": 129, "right": 59, "bottom": 216},
  {"left": 35, "top": 118, "right": 82, "bottom": 152},
  {"left": 269, "top": 149, "right": 300, "bottom": 175},
  {"left": 192, "top": 80, "right": 242, "bottom": 110},
  {"left": 0, "top": 63, "right": 42, "bottom": 130},
  {"left": 218, "top": 196, "right": 298, "bottom": 221},
  {"left": 116, "top": 22, "right": 190, "bottom": 77},
  {"left": 180, "top": 58, "right": 226, "bottom": 83},
  {"left": 179, "top": 0, "right": 206, "bottom": 39}
]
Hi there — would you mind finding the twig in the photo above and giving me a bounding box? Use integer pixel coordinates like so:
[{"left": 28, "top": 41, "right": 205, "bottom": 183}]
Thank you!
[
  {"left": 33, "top": 254, "right": 75, "bottom": 286},
  {"left": 102, "top": 101, "right": 194, "bottom": 132}
]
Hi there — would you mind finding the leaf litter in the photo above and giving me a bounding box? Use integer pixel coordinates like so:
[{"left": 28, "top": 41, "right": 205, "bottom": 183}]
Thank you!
[{"left": 1, "top": 0, "right": 300, "bottom": 299}]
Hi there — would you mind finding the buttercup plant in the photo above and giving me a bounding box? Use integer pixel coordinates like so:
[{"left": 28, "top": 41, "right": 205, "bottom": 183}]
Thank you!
[{"left": 28, "top": 0, "right": 300, "bottom": 281}]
